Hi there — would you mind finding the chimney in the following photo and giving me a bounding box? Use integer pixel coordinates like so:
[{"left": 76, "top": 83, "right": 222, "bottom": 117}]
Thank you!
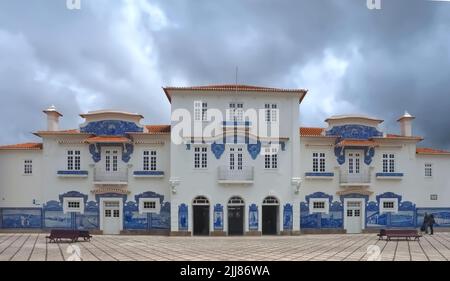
[
  {"left": 397, "top": 111, "right": 415, "bottom": 137},
  {"left": 43, "top": 105, "right": 62, "bottom": 131}
]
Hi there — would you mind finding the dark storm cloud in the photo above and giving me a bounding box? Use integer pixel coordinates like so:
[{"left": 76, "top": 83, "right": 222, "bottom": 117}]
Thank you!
[{"left": 0, "top": 0, "right": 449, "bottom": 148}]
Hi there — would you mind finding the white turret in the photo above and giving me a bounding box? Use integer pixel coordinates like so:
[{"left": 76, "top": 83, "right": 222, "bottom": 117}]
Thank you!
[
  {"left": 43, "top": 105, "right": 62, "bottom": 131},
  {"left": 397, "top": 111, "right": 415, "bottom": 137}
]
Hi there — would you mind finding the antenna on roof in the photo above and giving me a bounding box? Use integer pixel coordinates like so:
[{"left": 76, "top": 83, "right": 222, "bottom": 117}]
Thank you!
[{"left": 235, "top": 66, "right": 239, "bottom": 95}]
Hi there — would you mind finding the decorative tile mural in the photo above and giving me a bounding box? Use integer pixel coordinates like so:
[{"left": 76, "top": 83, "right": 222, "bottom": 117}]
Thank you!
[
  {"left": 283, "top": 204, "right": 293, "bottom": 231},
  {"left": 213, "top": 204, "right": 224, "bottom": 231},
  {"left": 249, "top": 204, "right": 258, "bottom": 230},
  {"left": 124, "top": 201, "right": 147, "bottom": 230},
  {"left": 416, "top": 208, "right": 450, "bottom": 227},
  {"left": 178, "top": 204, "right": 188, "bottom": 231},
  {"left": 1, "top": 209, "right": 42, "bottom": 228}
]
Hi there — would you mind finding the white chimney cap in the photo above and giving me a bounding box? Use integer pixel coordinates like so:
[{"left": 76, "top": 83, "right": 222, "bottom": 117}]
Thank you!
[
  {"left": 397, "top": 110, "right": 415, "bottom": 121},
  {"left": 43, "top": 105, "right": 63, "bottom": 117}
]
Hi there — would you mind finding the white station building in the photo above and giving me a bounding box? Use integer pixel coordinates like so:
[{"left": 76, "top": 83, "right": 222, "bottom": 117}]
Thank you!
[{"left": 1, "top": 84, "right": 450, "bottom": 235}]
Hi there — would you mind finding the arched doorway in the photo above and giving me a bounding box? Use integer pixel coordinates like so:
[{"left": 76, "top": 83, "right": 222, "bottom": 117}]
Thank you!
[
  {"left": 193, "top": 196, "right": 210, "bottom": 236},
  {"left": 227, "top": 196, "right": 245, "bottom": 236},
  {"left": 262, "top": 196, "right": 279, "bottom": 235}
]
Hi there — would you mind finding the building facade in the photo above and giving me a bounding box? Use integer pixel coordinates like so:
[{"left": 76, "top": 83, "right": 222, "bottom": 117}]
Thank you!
[{"left": 1, "top": 85, "right": 449, "bottom": 235}]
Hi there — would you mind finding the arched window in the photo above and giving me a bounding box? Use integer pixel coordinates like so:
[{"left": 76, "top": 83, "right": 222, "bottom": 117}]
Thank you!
[
  {"left": 228, "top": 196, "right": 245, "bottom": 206},
  {"left": 262, "top": 196, "right": 279, "bottom": 205},
  {"left": 193, "top": 196, "right": 210, "bottom": 205}
]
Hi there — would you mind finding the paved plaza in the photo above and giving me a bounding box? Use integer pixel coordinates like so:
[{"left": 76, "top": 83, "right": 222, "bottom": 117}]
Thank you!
[{"left": 1, "top": 232, "right": 450, "bottom": 261}]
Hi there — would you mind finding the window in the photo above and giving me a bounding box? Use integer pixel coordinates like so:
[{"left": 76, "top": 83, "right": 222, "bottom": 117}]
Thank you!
[
  {"left": 67, "top": 150, "right": 81, "bottom": 170},
  {"left": 430, "top": 194, "right": 438, "bottom": 201},
  {"left": 310, "top": 199, "right": 328, "bottom": 214},
  {"left": 194, "top": 147, "right": 208, "bottom": 169},
  {"left": 312, "top": 152, "right": 326, "bottom": 172},
  {"left": 264, "top": 104, "right": 278, "bottom": 122},
  {"left": 380, "top": 199, "right": 398, "bottom": 214},
  {"left": 64, "top": 198, "right": 84, "bottom": 213},
  {"left": 140, "top": 199, "right": 161, "bottom": 214},
  {"left": 382, "top": 154, "right": 395, "bottom": 173},
  {"left": 383, "top": 201, "right": 394, "bottom": 209},
  {"left": 229, "top": 147, "right": 244, "bottom": 170},
  {"left": 144, "top": 201, "right": 156, "bottom": 209},
  {"left": 68, "top": 201, "right": 80, "bottom": 209},
  {"left": 24, "top": 160, "right": 33, "bottom": 175},
  {"left": 229, "top": 103, "right": 244, "bottom": 121},
  {"left": 425, "top": 163, "right": 433, "bottom": 177},
  {"left": 105, "top": 150, "right": 118, "bottom": 172},
  {"left": 194, "top": 101, "right": 208, "bottom": 121},
  {"left": 264, "top": 147, "right": 278, "bottom": 169},
  {"left": 143, "top": 150, "right": 157, "bottom": 171},
  {"left": 313, "top": 201, "right": 325, "bottom": 209}
]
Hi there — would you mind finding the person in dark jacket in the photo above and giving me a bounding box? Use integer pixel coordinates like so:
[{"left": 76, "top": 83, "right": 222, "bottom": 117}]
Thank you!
[
  {"left": 428, "top": 214, "right": 436, "bottom": 235},
  {"left": 421, "top": 213, "right": 429, "bottom": 233}
]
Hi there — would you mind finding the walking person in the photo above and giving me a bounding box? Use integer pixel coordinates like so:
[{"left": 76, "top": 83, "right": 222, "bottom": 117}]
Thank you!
[
  {"left": 421, "top": 213, "right": 429, "bottom": 234},
  {"left": 428, "top": 214, "right": 435, "bottom": 235}
]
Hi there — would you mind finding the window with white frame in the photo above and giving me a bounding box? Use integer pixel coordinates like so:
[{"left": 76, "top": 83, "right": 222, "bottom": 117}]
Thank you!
[
  {"left": 382, "top": 154, "right": 395, "bottom": 173},
  {"left": 67, "top": 150, "right": 81, "bottom": 171},
  {"left": 143, "top": 150, "right": 157, "bottom": 171},
  {"left": 310, "top": 199, "right": 329, "bottom": 214},
  {"left": 264, "top": 147, "right": 278, "bottom": 169},
  {"left": 425, "top": 163, "right": 433, "bottom": 177},
  {"left": 312, "top": 152, "right": 326, "bottom": 172},
  {"left": 139, "top": 199, "right": 161, "bottom": 214},
  {"left": 430, "top": 194, "right": 438, "bottom": 201},
  {"left": 24, "top": 160, "right": 33, "bottom": 175},
  {"left": 194, "top": 101, "right": 208, "bottom": 121},
  {"left": 229, "top": 103, "right": 244, "bottom": 121},
  {"left": 380, "top": 198, "right": 398, "bottom": 214},
  {"left": 264, "top": 104, "right": 278, "bottom": 122},
  {"left": 63, "top": 198, "right": 84, "bottom": 214},
  {"left": 194, "top": 146, "right": 208, "bottom": 169}
]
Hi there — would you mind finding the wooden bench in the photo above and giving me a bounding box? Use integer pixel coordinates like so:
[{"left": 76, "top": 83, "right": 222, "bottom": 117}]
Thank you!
[
  {"left": 377, "top": 229, "right": 422, "bottom": 241},
  {"left": 46, "top": 230, "right": 92, "bottom": 243},
  {"left": 78, "top": 230, "right": 93, "bottom": 242}
]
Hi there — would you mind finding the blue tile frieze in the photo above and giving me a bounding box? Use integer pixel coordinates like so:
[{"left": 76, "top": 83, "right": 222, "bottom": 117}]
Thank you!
[
  {"left": 326, "top": 124, "right": 383, "bottom": 139},
  {"left": 80, "top": 120, "right": 143, "bottom": 136}
]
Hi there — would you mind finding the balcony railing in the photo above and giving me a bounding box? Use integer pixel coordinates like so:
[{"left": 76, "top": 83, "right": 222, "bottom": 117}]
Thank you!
[
  {"left": 339, "top": 169, "right": 371, "bottom": 185},
  {"left": 218, "top": 166, "right": 254, "bottom": 184},
  {"left": 94, "top": 166, "right": 128, "bottom": 184}
]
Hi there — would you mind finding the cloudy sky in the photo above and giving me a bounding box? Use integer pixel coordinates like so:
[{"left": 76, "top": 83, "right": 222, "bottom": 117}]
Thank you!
[{"left": 0, "top": 0, "right": 449, "bottom": 148}]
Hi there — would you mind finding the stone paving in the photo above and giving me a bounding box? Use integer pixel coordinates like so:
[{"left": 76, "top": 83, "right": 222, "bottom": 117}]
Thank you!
[{"left": 1, "top": 232, "right": 450, "bottom": 261}]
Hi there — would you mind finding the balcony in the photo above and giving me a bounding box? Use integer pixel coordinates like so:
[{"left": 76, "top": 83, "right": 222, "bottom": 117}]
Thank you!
[
  {"left": 93, "top": 166, "right": 128, "bottom": 185},
  {"left": 218, "top": 166, "right": 254, "bottom": 184},
  {"left": 339, "top": 169, "right": 371, "bottom": 187}
]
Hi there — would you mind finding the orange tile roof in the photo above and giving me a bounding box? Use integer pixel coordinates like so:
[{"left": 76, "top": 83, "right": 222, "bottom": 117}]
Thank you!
[
  {"left": 416, "top": 147, "right": 450, "bottom": 155},
  {"left": 85, "top": 136, "right": 131, "bottom": 144},
  {"left": 163, "top": 84, "right": 307, "bottom": 103},
  {"left": 0, "top": 142, "right": 43, "bottom": 150},
  {"left": 145, "top": 125, "right": 171, "bottom": 134},
  {"left": 34, "top": 129, "right": 86, "bottom": 136},
  {"left": 336, "top": 139, "right": 379, "bottom": 147},
  {"left": 299, "top": 127, "right": 325, "bottom": 137},
  {"left": 383, "top": 134, "right": 423, "bottom": 140}
]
